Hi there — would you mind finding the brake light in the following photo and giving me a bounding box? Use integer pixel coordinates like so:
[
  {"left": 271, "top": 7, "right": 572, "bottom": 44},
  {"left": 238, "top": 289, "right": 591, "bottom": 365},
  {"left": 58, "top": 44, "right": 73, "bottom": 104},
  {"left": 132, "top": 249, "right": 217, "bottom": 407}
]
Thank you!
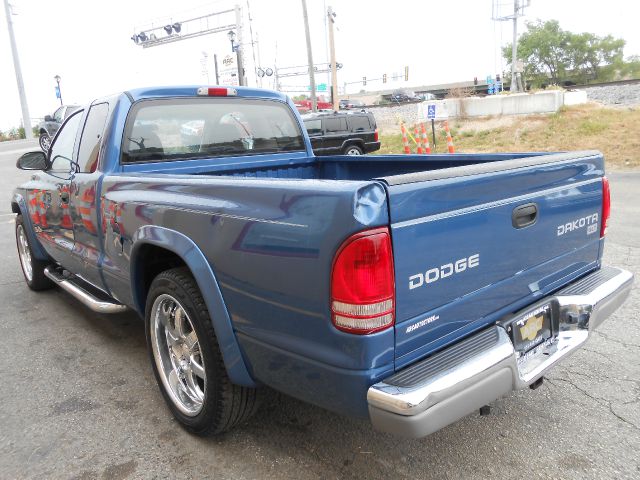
[
  {"left": 331, "top": 228, "right": 395, "bottom": 334},
  {"left": 601, "top": 176, "right": 610, "bottom": 238},
  {"left": 197, "top": 87, "right": 238, "bottom": 96},
  {"left": 374, "top": 129, "right": 379, "bottom": 142}
]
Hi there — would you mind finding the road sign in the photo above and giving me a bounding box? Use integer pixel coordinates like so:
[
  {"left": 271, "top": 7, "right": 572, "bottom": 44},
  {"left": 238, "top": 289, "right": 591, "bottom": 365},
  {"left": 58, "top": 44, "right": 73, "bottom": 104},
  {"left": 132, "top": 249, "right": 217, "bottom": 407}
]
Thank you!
[
  {"left": 427, "top": 104, "right": 436, "bottom": 120},
  {"left": 220, "top": 54, "right": 239, "bottom": 86},
  {"left": 317, "top": 83, "right": 327, "bottom": 92},
  {"left": 55, "top": 86, "right": 61, "bottom": 99}
]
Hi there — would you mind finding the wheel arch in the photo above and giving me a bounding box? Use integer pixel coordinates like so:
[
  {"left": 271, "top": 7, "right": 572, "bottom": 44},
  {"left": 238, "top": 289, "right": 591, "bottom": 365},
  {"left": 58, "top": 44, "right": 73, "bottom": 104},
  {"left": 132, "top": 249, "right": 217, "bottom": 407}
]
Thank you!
[
  {"left": 130, "top": 225, "right": 256, "bottom": 387},
  {"left": 11, "top": 193, "right": 48, "bottom": 260}
]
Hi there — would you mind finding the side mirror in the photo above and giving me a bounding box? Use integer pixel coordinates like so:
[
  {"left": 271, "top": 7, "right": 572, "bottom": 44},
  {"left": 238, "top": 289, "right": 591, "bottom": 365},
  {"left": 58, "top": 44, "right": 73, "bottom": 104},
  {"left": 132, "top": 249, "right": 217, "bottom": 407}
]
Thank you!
[
  {"left": 44, "top": 115, "right": 53, "bottom": 122},
  {"left": 16, "top": 151, "right": 48, "bottom": 171}
]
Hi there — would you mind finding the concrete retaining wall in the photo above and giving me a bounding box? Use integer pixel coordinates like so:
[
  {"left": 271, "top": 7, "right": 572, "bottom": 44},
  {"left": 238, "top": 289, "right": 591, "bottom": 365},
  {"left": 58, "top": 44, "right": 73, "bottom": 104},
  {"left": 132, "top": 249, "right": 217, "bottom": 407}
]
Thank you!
[{"left": 371, "top": 90, "right": 588, "bottom": 133}]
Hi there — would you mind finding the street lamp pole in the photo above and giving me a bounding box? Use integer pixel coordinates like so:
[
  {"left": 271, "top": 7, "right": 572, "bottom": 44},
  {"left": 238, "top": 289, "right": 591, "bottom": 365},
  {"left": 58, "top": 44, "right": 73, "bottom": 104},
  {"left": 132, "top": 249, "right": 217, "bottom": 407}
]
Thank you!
[
  {"left": 54, "top": 75, "right": 63, "bottom": 106},
  {"left": 3, "top": 0, "right": 33, "bottom": 139},
  {"left": 234, "top": 5, "right": 245, "bottom": 86}
]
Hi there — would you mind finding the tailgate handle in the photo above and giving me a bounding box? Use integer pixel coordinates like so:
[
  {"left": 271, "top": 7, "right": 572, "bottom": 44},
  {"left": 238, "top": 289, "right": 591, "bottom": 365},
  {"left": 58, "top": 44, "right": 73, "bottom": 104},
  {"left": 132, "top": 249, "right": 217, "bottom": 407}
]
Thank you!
[{"left": 512, "top": 203, "right": 538, "bottom": 228}]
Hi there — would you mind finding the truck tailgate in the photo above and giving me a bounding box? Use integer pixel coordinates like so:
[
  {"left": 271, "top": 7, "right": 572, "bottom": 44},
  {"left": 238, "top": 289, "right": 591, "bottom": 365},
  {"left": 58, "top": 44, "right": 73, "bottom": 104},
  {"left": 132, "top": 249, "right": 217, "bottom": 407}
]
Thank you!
[{"left": 381, "top": 151, "right": 605, "bottom": 367}]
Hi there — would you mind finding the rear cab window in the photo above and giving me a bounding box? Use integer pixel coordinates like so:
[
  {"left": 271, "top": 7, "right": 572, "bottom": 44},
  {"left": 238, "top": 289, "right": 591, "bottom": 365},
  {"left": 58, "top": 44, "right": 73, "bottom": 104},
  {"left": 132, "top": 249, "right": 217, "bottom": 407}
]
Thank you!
[{"left": 121, "top": 98, "right": 306, "bottom": 163}]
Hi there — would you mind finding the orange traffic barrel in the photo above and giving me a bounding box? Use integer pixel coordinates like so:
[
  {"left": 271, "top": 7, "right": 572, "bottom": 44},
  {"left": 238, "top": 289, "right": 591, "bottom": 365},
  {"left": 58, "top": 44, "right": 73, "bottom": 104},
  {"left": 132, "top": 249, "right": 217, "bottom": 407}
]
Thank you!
[
  {"left": 414, "top": 125, "right": 423, "bottom": 154},
  {"left": 400, "top": 124, "right": 411, "bottom": 154},
  {"left": 444, "top": 120, "right": 455, "bottom": 154},
  {"left": 420, "top": 123, "right": 431, "bottom": 154}
]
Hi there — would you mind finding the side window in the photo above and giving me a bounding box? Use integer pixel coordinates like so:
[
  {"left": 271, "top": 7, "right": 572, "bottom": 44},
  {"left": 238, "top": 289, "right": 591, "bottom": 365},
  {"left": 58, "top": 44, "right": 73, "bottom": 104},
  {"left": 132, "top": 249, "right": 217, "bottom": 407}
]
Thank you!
[
  {"left": 324, "top": 117, "right": 347, "bottom": 133},
  {"left": 77, "top": 103, "right": 109, "bottom": 173},
  {"left": 348, "top": 116, "right": 371, "bottom": 132},
  {"left": 304, "top": 119, "right": 322, "bottom": 136},
  {"left": 53, "top": 106, "right": 65, "bottom": 123},
  {"left": 49, "top": 110, "right": 83, "bottom": 171}
]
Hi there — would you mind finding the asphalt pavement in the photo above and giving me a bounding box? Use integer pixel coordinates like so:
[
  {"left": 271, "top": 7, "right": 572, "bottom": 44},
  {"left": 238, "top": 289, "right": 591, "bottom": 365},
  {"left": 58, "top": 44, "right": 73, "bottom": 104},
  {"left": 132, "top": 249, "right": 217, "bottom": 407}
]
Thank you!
[{"left": 0, "top": 140, "right": 638, "bottom": 479}]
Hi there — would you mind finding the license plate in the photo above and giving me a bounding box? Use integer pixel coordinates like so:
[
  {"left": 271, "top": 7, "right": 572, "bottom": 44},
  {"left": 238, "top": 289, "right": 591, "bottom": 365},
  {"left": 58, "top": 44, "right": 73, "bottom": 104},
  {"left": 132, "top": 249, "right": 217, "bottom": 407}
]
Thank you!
[{"left": 510, "top": 303, "right": 552, "bottom": 354}]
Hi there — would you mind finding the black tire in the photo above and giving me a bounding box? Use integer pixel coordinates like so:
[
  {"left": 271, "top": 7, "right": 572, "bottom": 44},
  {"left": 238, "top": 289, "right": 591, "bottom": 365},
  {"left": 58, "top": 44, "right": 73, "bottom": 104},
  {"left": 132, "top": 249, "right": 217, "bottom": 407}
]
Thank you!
[
  {"left": 145, "top": 267, "right": 260, "bottom": 436},
  {"left": 15, "top": 215, "right": 53, "bottom": 291},
  {"left": 39, "top": 132, "right": 51, "bottom": 152},
  {"left": 343, "top": 145, "right": 363, "bottom": 155}
]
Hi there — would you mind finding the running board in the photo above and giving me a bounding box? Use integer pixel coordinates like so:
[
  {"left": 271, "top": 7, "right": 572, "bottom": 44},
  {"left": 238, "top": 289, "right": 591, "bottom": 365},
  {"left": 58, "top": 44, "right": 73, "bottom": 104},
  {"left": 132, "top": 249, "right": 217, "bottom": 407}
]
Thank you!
[{"left": 44, "top": 267, "right": 128, "bottom": 314}]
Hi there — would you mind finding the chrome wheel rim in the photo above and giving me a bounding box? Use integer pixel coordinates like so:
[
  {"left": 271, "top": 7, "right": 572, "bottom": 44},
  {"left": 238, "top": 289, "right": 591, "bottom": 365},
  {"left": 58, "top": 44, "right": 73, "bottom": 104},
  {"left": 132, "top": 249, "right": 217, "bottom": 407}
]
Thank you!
[
  {"left": 346, "top": 147, "right": 361, "bottom": 155},
  {"left": 16, "top": 224, "right": 33, "bottom": 282},
  {"left": 40, "top": 135, "right": 51, "bottom": 151},
  {"left": 151, "top": 294, "right": 206, "bottom": 416}
]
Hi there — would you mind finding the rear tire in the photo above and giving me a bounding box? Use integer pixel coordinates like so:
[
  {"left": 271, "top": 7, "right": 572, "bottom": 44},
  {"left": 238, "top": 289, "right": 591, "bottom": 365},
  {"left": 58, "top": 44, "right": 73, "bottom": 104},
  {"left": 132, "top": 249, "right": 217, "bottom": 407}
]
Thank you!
[
  {"left": 145, "top": 267, "right": 260, "bottom": 436},
  {"left": 344, "top": 145, "right": 363, "bottom": 155},
  {"left": 15, "top": 215, "right": 53, "bottom": 291}
]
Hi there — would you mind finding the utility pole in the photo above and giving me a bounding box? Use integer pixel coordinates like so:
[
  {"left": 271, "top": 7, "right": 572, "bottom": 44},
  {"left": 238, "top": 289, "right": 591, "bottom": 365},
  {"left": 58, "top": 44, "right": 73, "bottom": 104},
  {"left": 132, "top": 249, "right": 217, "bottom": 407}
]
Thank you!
[
  {"left": 234, "top": 5, "right": 246, "bottom": 86},
  {"left": 492, "top": 0, "right": 527, "bottom": 93},
  {"left": 214, "top": 53, "right": 220, "bottom": 84},
  {"left": 327, "top": 6, "right": 338, "bottom": 111},
  {"left": 510, "top": 0, "right": 519, "bottom": 92},
  {"left": 301, "top": 0, "right": 317, "bottom": 112},
  {"left": 4, "top": 0, "right": 33, "bottom": 139}
]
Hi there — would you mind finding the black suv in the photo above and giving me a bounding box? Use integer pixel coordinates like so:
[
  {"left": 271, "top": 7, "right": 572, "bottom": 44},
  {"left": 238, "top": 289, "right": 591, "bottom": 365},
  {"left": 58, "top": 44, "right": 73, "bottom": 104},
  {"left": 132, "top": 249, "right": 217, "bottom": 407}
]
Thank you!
[
  {"left": 37, "top": 105, "right": 80, "bottom": 151},
  {"left": 301, "top": 111, "right": 380, "bottom": 155}
]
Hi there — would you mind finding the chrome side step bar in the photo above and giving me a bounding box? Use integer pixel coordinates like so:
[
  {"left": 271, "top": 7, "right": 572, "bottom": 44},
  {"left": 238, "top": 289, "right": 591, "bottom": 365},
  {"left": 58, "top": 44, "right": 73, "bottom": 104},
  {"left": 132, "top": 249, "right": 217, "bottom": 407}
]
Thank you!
[{"left": 44, "top": 267, "right": 128, "bottom": 314}]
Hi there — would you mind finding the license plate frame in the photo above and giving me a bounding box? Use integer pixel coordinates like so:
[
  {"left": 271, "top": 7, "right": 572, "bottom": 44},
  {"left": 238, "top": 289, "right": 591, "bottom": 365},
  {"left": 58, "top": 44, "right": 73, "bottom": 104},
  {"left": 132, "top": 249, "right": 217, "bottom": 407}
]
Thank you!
[{"left": 508, "top": 302, "right": 553, "bottom": 356}]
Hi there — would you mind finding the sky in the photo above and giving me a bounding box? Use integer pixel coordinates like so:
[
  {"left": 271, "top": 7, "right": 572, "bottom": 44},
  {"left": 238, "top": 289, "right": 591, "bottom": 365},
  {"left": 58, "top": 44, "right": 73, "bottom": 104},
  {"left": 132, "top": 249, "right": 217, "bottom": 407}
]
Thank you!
[{"left": 1, "top": 0, "right": 638, "bottom": 131}]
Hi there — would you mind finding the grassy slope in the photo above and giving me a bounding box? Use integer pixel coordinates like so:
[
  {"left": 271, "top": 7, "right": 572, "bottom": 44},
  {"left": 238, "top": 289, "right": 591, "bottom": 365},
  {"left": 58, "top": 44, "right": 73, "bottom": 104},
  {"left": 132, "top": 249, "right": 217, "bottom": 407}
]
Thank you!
[{"left": 377, "top": 104, "right": 640, "bottom": 168}]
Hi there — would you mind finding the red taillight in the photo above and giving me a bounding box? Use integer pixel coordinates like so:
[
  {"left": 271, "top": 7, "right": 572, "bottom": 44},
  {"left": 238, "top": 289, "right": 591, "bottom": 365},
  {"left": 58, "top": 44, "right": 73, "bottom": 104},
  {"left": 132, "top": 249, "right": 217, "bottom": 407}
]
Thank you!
[
  {"left": 601, "top": 176, "right": 610, "bottom": 238},
  {"left": 374, "top": 129, "right": 379, "bottom": 142},
  {"left": 331, "top": 227, "right": 395, "bottom": 334},
  {"left": 197, "top": 87, "right": 238, "bottom": 96}
]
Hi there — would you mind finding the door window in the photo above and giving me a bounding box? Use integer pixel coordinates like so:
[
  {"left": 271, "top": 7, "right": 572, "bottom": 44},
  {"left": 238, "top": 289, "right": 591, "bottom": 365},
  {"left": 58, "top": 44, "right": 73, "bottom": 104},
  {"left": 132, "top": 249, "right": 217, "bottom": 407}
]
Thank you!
[
  {"left": 324, "top": 117, "right": 347, "bottom": 133},
  {"left": 49, "top": 110, "right": 83, "bottom": 171},
  {"left": 348, "top": 116, "right": 371, "bottom": 132},
  {"left": 77, "top": 103, "right": 109, "bottom": 173}
]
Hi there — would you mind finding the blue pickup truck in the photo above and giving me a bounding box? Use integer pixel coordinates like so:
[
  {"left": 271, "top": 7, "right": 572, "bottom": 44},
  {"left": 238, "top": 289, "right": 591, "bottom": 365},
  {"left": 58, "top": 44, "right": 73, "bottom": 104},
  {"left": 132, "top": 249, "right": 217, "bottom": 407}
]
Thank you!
[{"left": 12, "top": 86, "right": 633, "bottom": 438}]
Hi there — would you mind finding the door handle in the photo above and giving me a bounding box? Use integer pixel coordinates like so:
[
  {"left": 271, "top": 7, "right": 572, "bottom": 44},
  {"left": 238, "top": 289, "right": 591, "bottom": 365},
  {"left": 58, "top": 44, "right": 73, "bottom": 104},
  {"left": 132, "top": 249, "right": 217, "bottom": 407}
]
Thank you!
[
  {"left": 512, "top": 203, "right": 538, "bottom": 229},
  {"left": 60, "top": 191, "right": 70, "bottom": 204}
]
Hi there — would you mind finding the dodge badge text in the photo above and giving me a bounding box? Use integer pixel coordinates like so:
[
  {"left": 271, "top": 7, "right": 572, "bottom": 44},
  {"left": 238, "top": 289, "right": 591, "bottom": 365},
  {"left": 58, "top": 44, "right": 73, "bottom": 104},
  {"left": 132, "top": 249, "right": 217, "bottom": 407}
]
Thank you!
[{"left": 409, "top": 254, "right": 480, "bottom": 290}]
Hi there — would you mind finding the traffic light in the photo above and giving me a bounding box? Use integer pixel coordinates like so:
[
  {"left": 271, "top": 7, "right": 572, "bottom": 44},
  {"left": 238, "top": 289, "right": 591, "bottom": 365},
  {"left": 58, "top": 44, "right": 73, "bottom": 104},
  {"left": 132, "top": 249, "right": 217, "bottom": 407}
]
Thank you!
[
  {"left": 363, "top": 76, "right": 367, "bottom": 86},
  {"left": 474, "top": 77, "right": 478, "bottom": 85},
  {"left": 383, "top": 73, "right": 387, "bottom": 83},
  {"left": 404, "top": 66, "right": 409, "bottom": 81},
  {"left": 496, "top": 74, "right": 501, "bottom": 82}
]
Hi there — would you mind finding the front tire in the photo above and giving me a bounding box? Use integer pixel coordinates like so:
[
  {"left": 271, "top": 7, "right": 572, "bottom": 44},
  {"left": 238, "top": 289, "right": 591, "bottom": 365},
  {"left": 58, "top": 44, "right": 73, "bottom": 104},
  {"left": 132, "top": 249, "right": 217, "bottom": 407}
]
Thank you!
[
  {"left": 39, "top": 132, "right": 51, "bottom": 152},
  {"left": 145, "top": 267, "right": 260, "bottom": 436},
  {"left": 15, "top": 215, "right": 53, "bottom": 291}
]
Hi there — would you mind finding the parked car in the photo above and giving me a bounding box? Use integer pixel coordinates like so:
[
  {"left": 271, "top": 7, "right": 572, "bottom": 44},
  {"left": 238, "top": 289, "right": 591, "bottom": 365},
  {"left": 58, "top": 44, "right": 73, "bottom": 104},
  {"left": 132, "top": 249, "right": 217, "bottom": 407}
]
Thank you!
[
  {"left": 12, "top": 85, "right": 633, "bottom": 439},
  {"left": 389, "top": 89, "right": 421, "bottom": 103},
  {"left": 36, "top": 105, "right": 80, "bottom": 151},
  {"left": 339, "top": 99, "right": 366, "bottom": 109},
  {"left": 302, "top": 111, "right": 380, "bottom": 155}
]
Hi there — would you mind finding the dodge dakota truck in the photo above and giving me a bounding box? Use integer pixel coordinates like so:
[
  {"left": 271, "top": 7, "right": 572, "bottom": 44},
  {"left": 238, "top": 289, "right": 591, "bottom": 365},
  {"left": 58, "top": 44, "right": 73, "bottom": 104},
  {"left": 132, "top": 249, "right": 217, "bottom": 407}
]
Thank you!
[{"left": 12, "top": 86, "right": 633, "bottom": 438}]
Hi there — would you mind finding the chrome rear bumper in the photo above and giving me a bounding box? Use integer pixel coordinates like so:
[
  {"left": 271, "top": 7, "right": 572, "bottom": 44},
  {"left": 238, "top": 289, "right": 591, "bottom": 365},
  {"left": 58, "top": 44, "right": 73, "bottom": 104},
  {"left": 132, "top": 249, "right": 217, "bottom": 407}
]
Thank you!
[{"left": 367, "top": 266, "right": 634, "bottom": 438}]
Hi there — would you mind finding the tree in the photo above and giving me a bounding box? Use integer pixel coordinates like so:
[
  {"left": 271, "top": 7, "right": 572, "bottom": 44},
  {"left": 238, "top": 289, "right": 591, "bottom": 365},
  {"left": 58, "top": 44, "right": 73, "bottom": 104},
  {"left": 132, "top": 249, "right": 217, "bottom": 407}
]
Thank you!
[
  {"left": 503, "top": 20, "right": 570, "bottom": 85},
  {"left": 568, "top": 33, "right": 625, "bottom": 81},
  {"left": 503, "top": 20, "right": 628, "bottom": 86}
]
